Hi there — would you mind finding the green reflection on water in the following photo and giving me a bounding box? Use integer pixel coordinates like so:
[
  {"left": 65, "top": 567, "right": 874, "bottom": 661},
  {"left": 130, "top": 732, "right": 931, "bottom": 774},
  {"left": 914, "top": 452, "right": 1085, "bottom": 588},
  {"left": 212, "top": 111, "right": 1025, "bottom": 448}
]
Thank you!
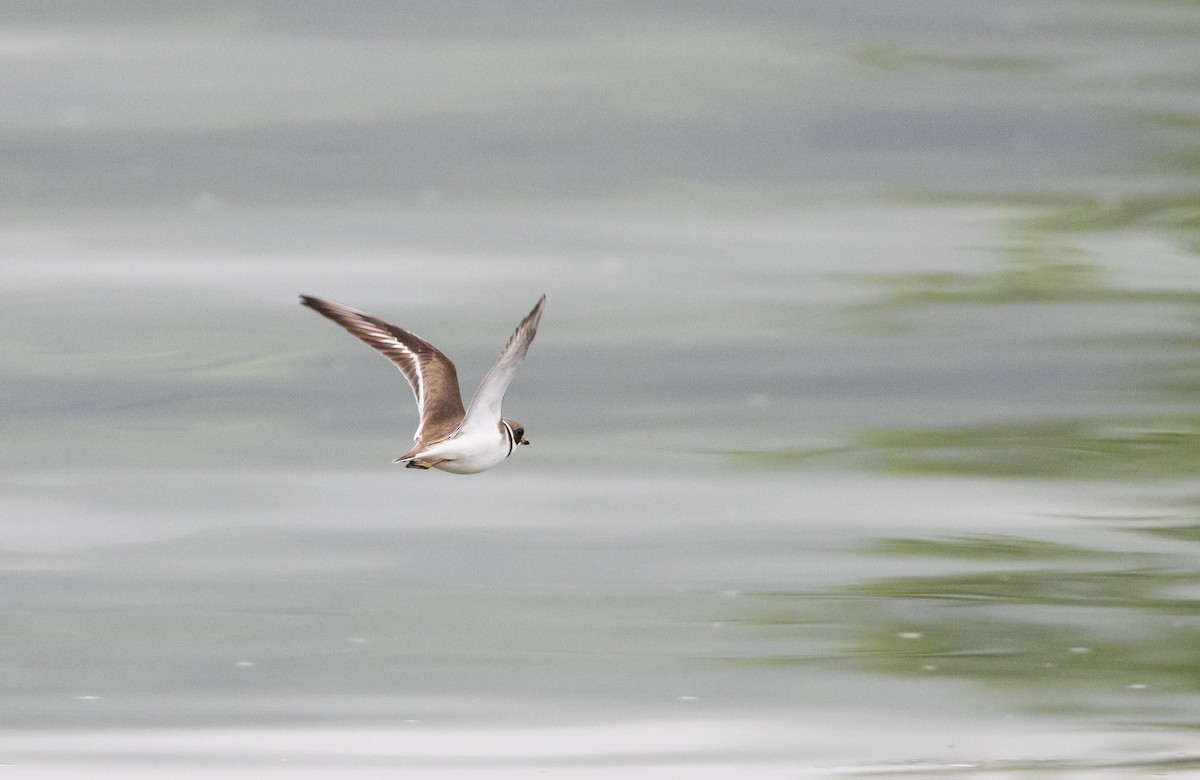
[
  {"left": 727, "top": 525, "right": 1200, "bottom": 717},
  {"left": 851, "top": 254, "right": 1200, "bottom": 478},
  {"left": 848, "top": 565, "right": 1200, "bottom": 613},
  {"left": 864, "top": 534, "right": 1108, "bottom": 561},
  {"left": 1020, "top": 192, "right": 1200, "bottom": 235},
  {"left": 852, "top": 254, "right": 1104, "bottom": 305},
  {"left": 736, "top": 246, "right": 1200, "bottom": 479},
  {"left": 851, "top": 42, "right": 1052, "bottom": 73},
  {"left": 808, "top": 105, "right": 1200, "bottom": 483},
  {"left": 864, "top": 419, "right": 1200, "bottom": 478},
  {"left": 1009, "top": 109, "right": 1200, "bottom": 240}
]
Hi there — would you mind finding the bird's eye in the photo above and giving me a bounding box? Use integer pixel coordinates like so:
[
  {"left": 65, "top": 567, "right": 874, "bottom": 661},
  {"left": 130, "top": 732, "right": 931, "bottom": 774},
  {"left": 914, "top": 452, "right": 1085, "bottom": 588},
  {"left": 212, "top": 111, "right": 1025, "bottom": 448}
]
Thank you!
[{"left": 515, "top": 429, "right": 524, "bottom": 439}]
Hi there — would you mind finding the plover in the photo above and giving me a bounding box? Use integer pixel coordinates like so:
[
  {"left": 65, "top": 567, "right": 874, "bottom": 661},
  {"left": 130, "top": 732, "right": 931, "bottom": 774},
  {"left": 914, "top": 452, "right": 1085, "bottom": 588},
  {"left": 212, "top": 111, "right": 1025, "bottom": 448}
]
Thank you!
[{"left": 301, "top": 294, "right": 546, "bottom": 473}]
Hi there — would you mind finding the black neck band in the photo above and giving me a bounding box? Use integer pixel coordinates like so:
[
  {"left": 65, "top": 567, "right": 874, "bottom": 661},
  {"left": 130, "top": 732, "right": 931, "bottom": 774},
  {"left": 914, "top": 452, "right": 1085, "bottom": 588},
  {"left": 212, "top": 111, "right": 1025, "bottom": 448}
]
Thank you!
[{"left": 501, "top": 421, "right": 515, "bottom": 457}]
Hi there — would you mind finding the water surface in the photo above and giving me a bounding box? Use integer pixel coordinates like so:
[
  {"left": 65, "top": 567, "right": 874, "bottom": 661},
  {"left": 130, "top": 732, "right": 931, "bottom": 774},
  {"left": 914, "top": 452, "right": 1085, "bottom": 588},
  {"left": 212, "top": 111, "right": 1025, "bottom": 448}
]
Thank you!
[{"left": 5, "top": 2, "right": 1200, "bottom": 777}]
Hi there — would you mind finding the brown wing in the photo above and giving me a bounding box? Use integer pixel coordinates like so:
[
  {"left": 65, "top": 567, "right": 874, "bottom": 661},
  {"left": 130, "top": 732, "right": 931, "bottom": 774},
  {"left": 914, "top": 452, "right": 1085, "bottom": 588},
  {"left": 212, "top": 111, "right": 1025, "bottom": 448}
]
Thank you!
[{"left": 300, "top": 296, "right": 466, "bottom": 445}]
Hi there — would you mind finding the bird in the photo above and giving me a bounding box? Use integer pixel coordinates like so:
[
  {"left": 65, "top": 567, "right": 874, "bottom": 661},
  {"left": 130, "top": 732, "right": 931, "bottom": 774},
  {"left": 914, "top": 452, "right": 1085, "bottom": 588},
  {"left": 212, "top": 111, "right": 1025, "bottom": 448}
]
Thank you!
[{"left": 300, "top": 294, "right": 546, "bottom": 474}]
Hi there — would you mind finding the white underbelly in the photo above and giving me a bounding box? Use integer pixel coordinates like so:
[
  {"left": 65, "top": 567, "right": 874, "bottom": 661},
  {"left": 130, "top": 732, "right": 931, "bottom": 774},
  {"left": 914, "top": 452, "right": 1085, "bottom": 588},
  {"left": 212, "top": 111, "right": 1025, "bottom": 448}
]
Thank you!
[
  {"left": 422, "top": 430, "right": 509, "bottom": 474},
  {"left": 433, "top": 451, "right": 506, "bottom": 474}
]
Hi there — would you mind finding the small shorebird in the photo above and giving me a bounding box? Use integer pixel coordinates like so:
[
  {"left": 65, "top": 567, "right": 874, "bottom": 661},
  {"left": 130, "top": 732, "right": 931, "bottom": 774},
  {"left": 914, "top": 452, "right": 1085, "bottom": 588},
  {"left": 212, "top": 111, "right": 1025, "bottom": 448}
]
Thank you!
[{"left": 300, "top": 294, "right": 546, "bottom": 473}]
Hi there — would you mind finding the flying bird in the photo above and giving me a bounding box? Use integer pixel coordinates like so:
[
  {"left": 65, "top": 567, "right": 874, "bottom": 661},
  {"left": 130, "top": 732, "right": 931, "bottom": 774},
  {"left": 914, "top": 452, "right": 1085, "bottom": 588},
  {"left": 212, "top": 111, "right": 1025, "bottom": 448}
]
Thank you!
[{"left": 300, "top": 294, "right": 546, "bottom": 473}]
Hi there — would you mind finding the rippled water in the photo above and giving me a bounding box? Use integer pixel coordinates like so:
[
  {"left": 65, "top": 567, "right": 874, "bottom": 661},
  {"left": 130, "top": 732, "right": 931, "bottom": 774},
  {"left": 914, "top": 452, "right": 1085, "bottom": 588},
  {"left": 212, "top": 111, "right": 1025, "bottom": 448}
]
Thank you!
[{"left": 6, "top": 2, "right": 1200, "bottom": 777}]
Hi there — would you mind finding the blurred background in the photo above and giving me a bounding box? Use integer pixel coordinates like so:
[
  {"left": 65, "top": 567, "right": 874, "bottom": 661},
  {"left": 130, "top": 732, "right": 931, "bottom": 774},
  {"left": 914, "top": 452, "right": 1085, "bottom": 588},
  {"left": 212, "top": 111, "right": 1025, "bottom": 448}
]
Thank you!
[{"left": 6, "top": 2, "right": 1200, "bottom": 776}]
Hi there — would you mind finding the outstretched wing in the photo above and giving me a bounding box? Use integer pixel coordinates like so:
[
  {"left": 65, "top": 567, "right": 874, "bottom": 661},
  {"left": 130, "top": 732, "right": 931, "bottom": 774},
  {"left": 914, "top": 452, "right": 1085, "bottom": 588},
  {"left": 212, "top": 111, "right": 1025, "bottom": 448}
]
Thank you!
[
  {"left": 457, "top": 295, "right": 546, "bottom": 437},
  {"left": 300, "top": 295, "right": 466, "bottom": 445}
]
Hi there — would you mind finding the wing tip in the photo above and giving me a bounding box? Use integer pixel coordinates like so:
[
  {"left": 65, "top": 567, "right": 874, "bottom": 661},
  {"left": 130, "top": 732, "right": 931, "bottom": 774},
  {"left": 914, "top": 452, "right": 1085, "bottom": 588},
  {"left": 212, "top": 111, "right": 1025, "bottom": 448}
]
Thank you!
[
  {"left": 300, "top": 295, "right": 361, "bottom": 320},
  {"left": 527, "top": 294, "right": 547, "bottom": 325}
]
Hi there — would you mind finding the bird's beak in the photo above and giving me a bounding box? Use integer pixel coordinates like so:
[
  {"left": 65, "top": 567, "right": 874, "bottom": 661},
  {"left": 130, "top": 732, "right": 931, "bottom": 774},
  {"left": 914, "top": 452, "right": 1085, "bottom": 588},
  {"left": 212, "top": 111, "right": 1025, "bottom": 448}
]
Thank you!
[{"left": 520, "top": 437, "right": 530, "bottom": 445}]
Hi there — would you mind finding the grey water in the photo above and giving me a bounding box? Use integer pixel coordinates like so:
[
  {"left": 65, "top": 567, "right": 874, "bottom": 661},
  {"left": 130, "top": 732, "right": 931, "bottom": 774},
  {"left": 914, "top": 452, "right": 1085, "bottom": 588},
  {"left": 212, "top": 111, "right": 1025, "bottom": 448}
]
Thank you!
[{"left": 6, "top": 2, "right": 1200, "bottom": 777}]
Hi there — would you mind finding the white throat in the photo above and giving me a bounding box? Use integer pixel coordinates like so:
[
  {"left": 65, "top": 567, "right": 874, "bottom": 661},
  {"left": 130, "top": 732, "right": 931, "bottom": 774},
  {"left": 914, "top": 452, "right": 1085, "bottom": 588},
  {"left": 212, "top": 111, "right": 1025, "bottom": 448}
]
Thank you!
[{"left": 500, "top": 420, "right": 516, "bottom": 458}]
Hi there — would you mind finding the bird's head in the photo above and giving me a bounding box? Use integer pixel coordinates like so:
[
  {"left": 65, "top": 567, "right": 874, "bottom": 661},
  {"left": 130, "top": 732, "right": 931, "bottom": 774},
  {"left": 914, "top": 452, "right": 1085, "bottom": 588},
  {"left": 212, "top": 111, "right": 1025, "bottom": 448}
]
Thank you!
[{"left": 503, "top": 419, "right": 529, "bottom": 446}]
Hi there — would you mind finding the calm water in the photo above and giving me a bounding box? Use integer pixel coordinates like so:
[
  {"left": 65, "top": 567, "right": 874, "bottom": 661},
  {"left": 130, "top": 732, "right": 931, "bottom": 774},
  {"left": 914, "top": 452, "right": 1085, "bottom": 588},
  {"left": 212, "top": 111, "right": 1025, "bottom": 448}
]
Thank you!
[{"left": 6, "top": 2, "right": 1200, "bottom": 777}]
